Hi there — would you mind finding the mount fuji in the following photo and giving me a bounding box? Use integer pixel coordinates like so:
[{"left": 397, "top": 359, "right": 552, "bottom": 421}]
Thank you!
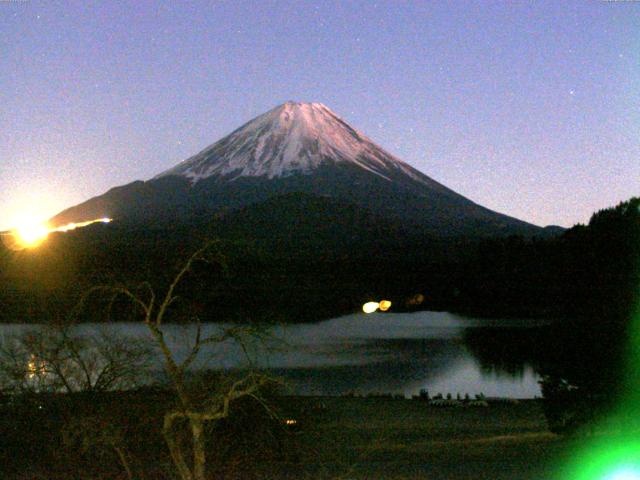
[
  {"left": 155, "top": 101, "right": 446, "bottom": 186},
  {"left": 51, "top": 101, "right": 542, "bottom": 237}
]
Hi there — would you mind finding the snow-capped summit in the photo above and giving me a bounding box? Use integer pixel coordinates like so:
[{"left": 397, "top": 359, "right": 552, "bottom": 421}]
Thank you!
[
  {"left": 50, "top": 101, "right": 543, "bottom": 238},
  {"left": 156, "top": 101, "right": 430, "bottom": 185}
]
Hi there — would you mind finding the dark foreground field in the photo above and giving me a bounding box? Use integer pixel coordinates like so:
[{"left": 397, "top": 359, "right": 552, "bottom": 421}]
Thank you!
[
  {"left": 278, "top": 397, "right": 571, "bottom": 480},
  {"left": 1, "top": 392, "right": 587, "bottom": 480}
]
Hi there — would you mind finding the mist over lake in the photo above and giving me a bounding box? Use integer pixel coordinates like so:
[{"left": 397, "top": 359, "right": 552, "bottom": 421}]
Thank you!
[{"left": 0, "top": 311, "right": 547, "bottom": 398}]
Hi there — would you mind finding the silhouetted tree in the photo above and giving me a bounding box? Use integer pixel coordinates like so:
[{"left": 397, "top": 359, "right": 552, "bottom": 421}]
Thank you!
[{"left": 88, "top": 242, "right": 274, "bottom": 480}]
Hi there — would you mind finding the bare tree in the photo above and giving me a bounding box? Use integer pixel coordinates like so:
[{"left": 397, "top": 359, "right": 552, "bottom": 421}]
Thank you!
[
  {"left": 89, "top": 243, "right": 273, "bottom": 480},
  {"left": 0, "top": 324, "right": 152, "bottom": 394}
]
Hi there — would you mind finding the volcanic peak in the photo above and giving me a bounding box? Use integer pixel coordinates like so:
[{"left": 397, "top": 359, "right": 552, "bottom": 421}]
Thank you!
[{"left": 156, "top": 101, "right": 427, "bottom": 185}]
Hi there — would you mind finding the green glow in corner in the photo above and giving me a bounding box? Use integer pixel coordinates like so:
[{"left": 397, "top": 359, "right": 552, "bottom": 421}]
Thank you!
[
  {"left": 562, "top": 437, "right": 640, "bottom": 480},
  {"left": 564, "top": 303, "right": 640, "bottom": 480},
  {"left": 604, "top": 469, "right": 640, "bottom": 480},
  {"left": 560, "top": 249, "right": 640, "bottom": 480}
]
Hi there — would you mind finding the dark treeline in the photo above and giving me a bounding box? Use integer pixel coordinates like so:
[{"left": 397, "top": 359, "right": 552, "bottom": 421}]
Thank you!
[
  {"left": 455, "top": 198, "right": 639, "bottom": 320},
  {"left": 464, "top": 197, "right": 640, "bottom": 432},
  {"left": 0, "top": 196, "right": 638, "bottom": 327},
  {"left": 0, "top": 192, "right": 477, "bottom": 324}
]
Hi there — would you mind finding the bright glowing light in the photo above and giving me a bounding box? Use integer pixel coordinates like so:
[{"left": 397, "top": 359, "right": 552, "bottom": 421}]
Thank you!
[
  {"left": 604, "top": 469, "right": 640, "bottom": 480},
  {"left": 379, "top": 300, "right": 392, "bottom": 311},
  {"left": 362, "top": 302, "right": 379, "bottom": 314},
  {"left": 51, "top": 217, "right": 112, "bottom": 233},
  {"left": 26, "top": 354, "right": 46, "bottom": 380},
  {"left": 3, "top": 217, "right": 113, "bottom": 250},
  {"left": 561, "top": 437, "right": 640, "bottom": 480},
  {"left": 284, "top": 419, "right": 297, "bottom": 425},
  {"left": 55, "top": 222, "right": 77, "bottom": 232},
  {"left": 13, "top": 218, "right": 50, "bottom": 248}
]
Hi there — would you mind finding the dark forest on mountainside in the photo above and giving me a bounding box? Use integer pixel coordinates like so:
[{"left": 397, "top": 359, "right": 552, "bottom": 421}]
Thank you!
[{"left": 2, "top": 196, "right": 637, "bottom": 327}]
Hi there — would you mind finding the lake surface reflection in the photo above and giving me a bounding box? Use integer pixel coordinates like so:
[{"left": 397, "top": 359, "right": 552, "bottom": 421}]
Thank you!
[{"left": 0, "top": 311, "right": 547, "bottom": 398}]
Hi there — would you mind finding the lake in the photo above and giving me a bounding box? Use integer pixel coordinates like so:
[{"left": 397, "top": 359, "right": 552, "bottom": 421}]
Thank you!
[{"left": 0, "top": 311, "right": 547, "bottom": 398}]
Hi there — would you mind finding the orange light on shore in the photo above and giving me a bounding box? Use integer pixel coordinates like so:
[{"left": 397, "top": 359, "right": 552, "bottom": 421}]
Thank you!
[{"left": 362, "top": 299, "right": 392, "bottom": 314}]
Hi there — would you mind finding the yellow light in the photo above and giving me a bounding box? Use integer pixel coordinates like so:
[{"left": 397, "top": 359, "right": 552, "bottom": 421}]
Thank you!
[
  {"left": 51, "top": 217, "right": 111, "bottom": 233},
  {"left": 362, "top": 302, "right": 380, "bottom": 314},
  {"left": 55, "top": 222, "right": 77, "bottom": 232},
  {"left": 379, "top": 300, "right": 392, "bottom": 312},
  {"left": 13, "top": 218, "right": 50, "bottom": 249},
  {"left": 26, "top": 354, "right": 46, "bottom": 379},
  {"left": 2, "top": 216, "right": 113, "bottom": 250}
]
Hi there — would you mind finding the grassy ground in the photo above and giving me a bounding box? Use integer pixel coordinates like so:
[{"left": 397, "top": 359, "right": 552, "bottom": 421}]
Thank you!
[
  {"left": 2, "top": 393, "right": 582, "bottom": 479},
  {"left": 270, "top": 397, "right": 570, "bottom": 480}
]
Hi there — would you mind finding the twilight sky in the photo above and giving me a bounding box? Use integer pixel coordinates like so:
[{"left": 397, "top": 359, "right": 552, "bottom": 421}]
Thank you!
[{"left": 1, "top": 0, "right": 638, "bottom": 230}]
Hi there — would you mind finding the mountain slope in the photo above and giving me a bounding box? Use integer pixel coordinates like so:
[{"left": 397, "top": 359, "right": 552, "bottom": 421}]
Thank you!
[
  {"left": 51, "top": 101, "right": 543, "bottom": 237},
  {"left": 155, "top": 102, "right": 449, "bottom": 190}
]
